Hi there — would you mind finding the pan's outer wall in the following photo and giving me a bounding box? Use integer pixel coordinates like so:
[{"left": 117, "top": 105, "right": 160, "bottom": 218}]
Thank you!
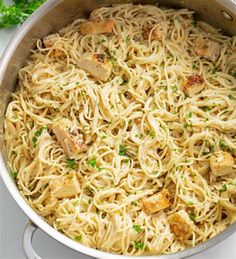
[{"left": 0, "top": 0, "right": 236, "bottom": 259}]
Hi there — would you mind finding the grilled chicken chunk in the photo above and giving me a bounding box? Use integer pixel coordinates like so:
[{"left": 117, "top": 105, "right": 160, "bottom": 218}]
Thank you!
[
  {"left": 43, "top": 33, "right": 60, "bottom": 48},
  {"left": 142, "top": 189, "right": 170, "bottom": 214},
  {"left": 78, "top": 53, "right": 112, "bottom": 81},
  {"left": 80, "top": 19, "right": 114, "bottom": 35},
  {"left": 210, "top": 150, "right": 234, "bottom": 176},
  {"left": 195, "top": 36, "right": 220, "bottom": 62},
  {"left": 183, "top": 75, "right": 204, "bottom": 97},
  {"left": 49, "top": 174, "right": 80, "bottom": 198},
  {"left": 143, "top": 25, "right": 168, "bottom": 41},
  {"left": 168, "top": 210, "right": 194, "bottom": 241},
  {"left": 43, "top": 33, "right": 64, "bottom": 57},
  {"left": 89, "top": 8, "right": 101, "bottom": 21},
  {"left": 52, "top": 118, "right": 87, "bottom": 158}
]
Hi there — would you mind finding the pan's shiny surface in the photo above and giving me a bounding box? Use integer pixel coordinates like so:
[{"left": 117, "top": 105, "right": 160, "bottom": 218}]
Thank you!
[{"left": 0, "top": 1, "right": 236, "bottom": 258}]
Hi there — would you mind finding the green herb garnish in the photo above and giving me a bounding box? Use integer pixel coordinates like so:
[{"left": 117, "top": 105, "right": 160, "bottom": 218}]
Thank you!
[
  {"left": 0, "top": 0, "right": 46, "bottom": 28},
  {"left": 133, "top": 240, "right": 144, "bottom": 250},
  {"left": 34, "top": 126, "right": 47, "bottom": 137},
  {"left": 228, "top": 94, "right": 235, "bottom": 100},
  {"left": 189, "top": 213, "right": 197, "bottom": 222},
  {"left": 219, "top": 140, "right": 229, "bottom": 151},
  {"left": 133, "top": 224, "right": 142, "bottom": 233},
  {"left": 186, "top": 112, "right": 192, "bottom": 118},
  {"left": 119, "top": 145, "right": 127, "bottom": 156},
  {"left": 87, "top": 158, "right": 102, "bottom": 171},
  {"left": 172, "top": 86, "right": 178, "bottom": 92},
  {"left": 183, "top": 122, "right": 192, "bottom": 128},
  {"left": 219, "top": 184, "right": 227, "bottom": 193},
  {"left": 74, "top": 235, "right": 82, "bottom": 242},
  {"left": 87, "top": 158, "right": 97, "bottom": 168},
  {"left": 32, "top": 136, "right": 37, "bottom": 147},
  {"left": 66, "top": 159, "right": 75, "bottom": 169},
  {"left": 11, "top": 171, "right": 18, "bottom": 179},
  {"left": 202, "top": 106, "right": 211, "bottom": 112},
  {"left": 85, "top": 186, "right": 94, "bottom": 195},
  {"left": 210, "top": 144, "right": 215, "bottom": 153},
  {"left": 148, "top": 131, "right": 155, "bottom": 138},
  {"left": 32, "top": 126, "right": 47, "bottom": 147},
  {"left": 106, "top": 49, "right": 116, "bottom": 62},
  {"left": 131, "top": 201, "right": 138, "bottom": 206},
  {"left": 192, "top": 19, "right": 197, "bottom": 27}
]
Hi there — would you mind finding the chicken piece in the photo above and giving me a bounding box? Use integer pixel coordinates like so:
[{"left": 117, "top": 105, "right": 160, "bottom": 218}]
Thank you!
[
  {"left": 80, "top": 19, "right": 114, "bottom": 35},
  {"left": 143, "top": 25, "right": 167, "bottom": 41},
  {"left": 43, "top": 33, "right": 60, "bottom": 48},
  {"left": 142, "top": 189, "right": 170, "bottom": 214},
  {"left": 49, "top": 174, "right": 80, "bottom": 199},
  {"left": 183, "top": 75, "right": 204, "bottom": 97},
  {"left": 210, "top": 150, "right": 234, "bottom": 176},
  {"left": 78, "top": 53, "right": 112, "bottom": 81},
  {"left": 52, "top": 118, "right": 87, "bottom": 158},
  {"left": 43, "top": 33, "right": 64, "bottom": 57},
  {"left": 89, "top": 8, "right": 101, "bottom": 21},
  {"left": 195, "top": 36, "right": 220, "bottom": 62},
  {"left": 168, "top": 210, "right": 194, "bottom": 241}
]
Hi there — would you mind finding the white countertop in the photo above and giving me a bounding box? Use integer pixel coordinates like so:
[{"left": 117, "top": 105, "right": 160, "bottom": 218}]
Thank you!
[{"left": 0, "top": 22, "right": 236, "bottom": 259}]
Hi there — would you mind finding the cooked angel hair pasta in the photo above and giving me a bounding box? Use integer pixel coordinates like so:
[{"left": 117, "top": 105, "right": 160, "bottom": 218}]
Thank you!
[{"left": 4, "top": 3, "right": 236, "bottom": 255}]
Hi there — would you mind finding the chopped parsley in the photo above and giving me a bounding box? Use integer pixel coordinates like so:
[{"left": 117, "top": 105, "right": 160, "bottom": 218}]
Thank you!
[
  {"left": 188, "top": 201, "right": 194, "bottom": 205},
  {"left": 32, "top": 126, "right": 47, "bottom": 147},
  {"left": 34, "top": 126, "right": 47, "bottom": 137},
  {"left": 172, "top": 86, "right": 178, "bottom": 92},
  {"left": 32, "top": 136, "right": 37, "bottom": 147},
  {"left": 133, "top": 240, "right": 144, "bottom": 250},
  {"left": 0, "top": 0, "right": 46, "bottom": 28},
  {"left": 133, "top": 224, "right": 142, "bottom": 233},
  {"left": 119, "top": 145, "right": 127, "bottom": 156},
  {"left": 183, "top": 122, "right": 192, "bottom": 128},
  {"left": 126, "top": 36, "right": 131, "bottom": 42},
  {"left": 202, "top": 106, "right": 211, "bottom": 112},
  {"left": 74, "top": 235, "right": 82, "bottom": 242},
  {"left": 219, "top": 184, "right": 227, "bottom": 193},
  {"left": 87, "top": 158, "right": 97, "bottom": 168},
  {"left": 105, "top": 49, "right": 116, "bottom": 62},
  {"left": 11, "top": 171, "right": 18, "bottom": 179},
  {"left": 192, "top": 20, "right": 197, "bottom": 27},
  {"left": 228, "top": 94, "right": 235, "bottom": 100},
  {"left": 87, "top": 158, "right": 102, "bottom": 171},
  {"left": 66, "top": 159, "right": 76, "bottom": 169},
  {"left": 219, "top": 140, "right": 229, "bottom": 151},
  {"left": 189, "top": 213, "right": 197, "bottom": 222},
  {"left": 148, "top": 131, "right": 155, "bottom": 138},
  {"left": 211, "top": 67, "right": 216, "bottom": 74},
  {"left": 192, "top": 64, "right": 196, "bottom": 69},
  {"left": 131, "top": 201, "right": 138, "bottom": 206},
  {"left": 85, "top": 186, "right": 94, "bottom": 195},
  {"left": 203, "top": 144, "right": 215, "bottom": 156},
  {"left": 186, "top": 112, "right": 192, "bottom": 118},
  {"left": 232, "top": 72, "right": 236, "bottom": 78},
  {"left": 210, "top": 144, "right": 215, "bottom": 153}
]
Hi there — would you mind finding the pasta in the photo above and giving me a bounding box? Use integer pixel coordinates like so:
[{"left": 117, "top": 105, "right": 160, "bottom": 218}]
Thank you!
[{"left": 4, "top": 3, "right": 236, "bottom": 255}]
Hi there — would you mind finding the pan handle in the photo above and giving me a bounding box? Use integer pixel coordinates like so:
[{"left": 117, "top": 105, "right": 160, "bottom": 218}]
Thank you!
[{"left": 23, "top": 221, "right": 41, "bottom": 259}]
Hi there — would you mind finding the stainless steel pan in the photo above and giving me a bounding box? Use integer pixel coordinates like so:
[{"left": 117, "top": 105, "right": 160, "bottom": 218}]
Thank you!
[{"left": 0, "top": 0, "right": 236, "bottom": 258}]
